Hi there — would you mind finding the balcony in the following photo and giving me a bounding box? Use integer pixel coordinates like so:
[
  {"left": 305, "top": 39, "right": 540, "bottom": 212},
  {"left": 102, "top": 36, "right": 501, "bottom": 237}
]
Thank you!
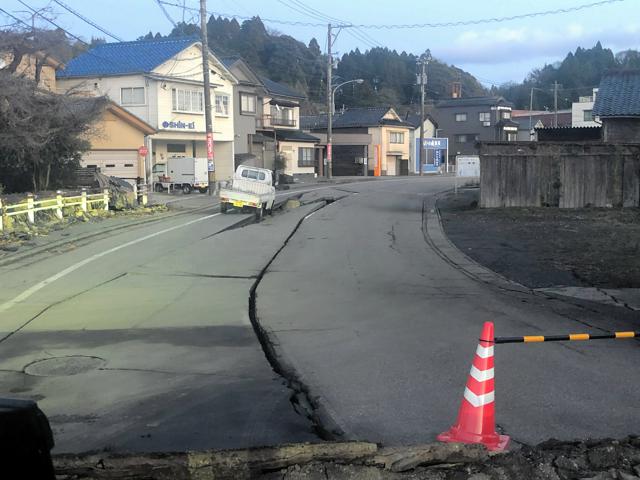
[{"left": 256, "top": 115, "right": 297, "bottom": 130}]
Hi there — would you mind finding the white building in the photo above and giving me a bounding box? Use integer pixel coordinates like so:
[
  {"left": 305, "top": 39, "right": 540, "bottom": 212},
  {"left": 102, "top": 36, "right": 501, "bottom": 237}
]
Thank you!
[
  {"left": 57, "top": 37, "right": 238, "bottom": 182},
  {"left": 572, "top": 88, "right": 600, "bottom": 127}
]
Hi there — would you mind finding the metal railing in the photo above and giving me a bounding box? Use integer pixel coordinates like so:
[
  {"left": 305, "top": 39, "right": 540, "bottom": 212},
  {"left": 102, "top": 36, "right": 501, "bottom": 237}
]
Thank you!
[
  {"left": 0, "top": 188, "right": 109, "bottom": 232},
  {"left": 256, "top": 115, "right": 297, "bottom": 129}
]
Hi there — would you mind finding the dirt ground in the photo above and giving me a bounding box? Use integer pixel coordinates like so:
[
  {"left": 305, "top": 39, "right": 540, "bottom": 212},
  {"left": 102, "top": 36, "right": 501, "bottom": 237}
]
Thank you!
[
  {"left": 438, "top": 188, "right": 640, "bottom": 289},
  {"left": 53, "top": 437, "right": 640, "bottom": 479}
]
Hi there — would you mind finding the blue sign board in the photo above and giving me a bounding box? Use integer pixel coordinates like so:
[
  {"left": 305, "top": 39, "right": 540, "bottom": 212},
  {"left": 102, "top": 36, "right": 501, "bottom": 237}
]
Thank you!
[{"left": 416, "top": 137, "right": 448, "bottom": 173}]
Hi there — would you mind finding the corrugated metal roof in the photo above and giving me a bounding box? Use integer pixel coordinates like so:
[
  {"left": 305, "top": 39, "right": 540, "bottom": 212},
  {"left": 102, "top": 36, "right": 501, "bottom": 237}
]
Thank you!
[
  {"left": 57, "top": 37, "right": 200, "bottom": 78},
  {"left": 593, "top": 69, "right": 640, "bottom": 117}
]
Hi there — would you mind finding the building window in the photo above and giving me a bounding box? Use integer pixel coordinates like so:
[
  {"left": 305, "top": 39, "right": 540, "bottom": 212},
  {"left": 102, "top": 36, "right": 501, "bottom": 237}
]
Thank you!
[
  {"left": 240, "top": 93, "right": 256, "bottom": 114},
  {"left": 105, "top": 164, "right": 116, "bottom": 168},
  {"left": 389, "top": 131, "right": 405, "bottom": 144},
  {"left": 455, "top": 113, "right": 467, "bottom": 122},
  {"left": 298, "top": 147, "right": 314, "bottom": 167},
  {"left": 479, "top": 112, "right": 491, "bottom": 122},
  {"left": 501, "top": 110, "right": 511, "bottom": 119},
  {"left": 121, "top": 87, "right": 145, "bottom": 105},
  {"left": 215, "top": 94, "right": 230, "bottom": 116},
  {"left": 583, "top": 110, "right": 593, "bottom": 121},
  {"left": 167, "top": 143, "right": 186, "bottom": 153},
  {"left": 507, "top": 132, "right": 517, "bottom": 142},
  {"left": 172, "top": 88, "right": 204, "bottom": 113},
  {"left": 124, "top": 163, "right": 134, "bottom": 167},
  {"left": 455, "top": 134, "right": 468, "bottom": 143}
]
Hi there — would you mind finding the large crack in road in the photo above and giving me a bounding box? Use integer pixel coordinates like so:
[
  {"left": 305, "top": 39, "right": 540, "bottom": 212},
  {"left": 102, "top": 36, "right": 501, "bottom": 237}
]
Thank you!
[{"left": 248, "top": 198, "right": 345, "bottom": 441}]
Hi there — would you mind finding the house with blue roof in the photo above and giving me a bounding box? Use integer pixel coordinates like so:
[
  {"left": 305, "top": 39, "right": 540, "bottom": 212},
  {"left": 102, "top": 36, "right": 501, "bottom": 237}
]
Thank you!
[
  {"left": 56, "top": 37, "right": 238, "bottom": 182},
  {"left": 593, "top": 69, "right": 640, "bottom": 143}
]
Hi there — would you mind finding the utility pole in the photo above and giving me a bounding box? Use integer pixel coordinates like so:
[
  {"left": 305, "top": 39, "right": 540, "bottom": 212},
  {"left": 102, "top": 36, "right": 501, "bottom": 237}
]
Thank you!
[
  {"left": 200, "top": 0, "right": 215, "bottom": 195},
  {"left": 554, "top": 81, "right": 559, "bottom": 128},
  {"left": 326, "top": 23, "right": 333, "bottom": 179},
  {"left": 417, "top": 50, "right": 431, "bottom": 176},
  {"left": 529, "top": 87, "right": 534, "bottom": 141}
]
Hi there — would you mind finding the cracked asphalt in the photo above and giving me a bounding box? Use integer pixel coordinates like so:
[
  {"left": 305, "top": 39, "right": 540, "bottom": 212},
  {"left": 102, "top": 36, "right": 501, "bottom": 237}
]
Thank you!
[
  {"left": 257, "top": 177, "right": 640, "bottom": 446},
  {"left": 1, "top": 177, "right": 639, "bottom": 454}
]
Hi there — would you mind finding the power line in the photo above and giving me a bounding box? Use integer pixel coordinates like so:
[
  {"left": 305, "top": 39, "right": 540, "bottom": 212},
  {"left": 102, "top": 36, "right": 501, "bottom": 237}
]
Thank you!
[
  {"left": 0, "top": 6, "right": 32, "bottom": 30},
  {"left": 51, "top": 0, "right": 123, "bottom": 42},
  {"left": 159, "top": 0, "right": 623, "bottom": 29},
  {"left": 278, "top": 0, "right": 383, "bottom": 49},
  {"left": 15, "top": 0, "right": 91, "bottom": 47},
  {"left": 353, "top": 0, "right": 625, "bottom": 29},
  {"left": 155, "top": 0, "right": 180, "bottom": 28}
]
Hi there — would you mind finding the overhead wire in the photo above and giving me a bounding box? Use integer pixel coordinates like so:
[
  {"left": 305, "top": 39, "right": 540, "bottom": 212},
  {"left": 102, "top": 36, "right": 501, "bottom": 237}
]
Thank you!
[
  {"left": 51, "top": 0, "right": 123, "bottom": 42},
  {"left": 158, "top": 0, "right": 623, "bottom": 29}
]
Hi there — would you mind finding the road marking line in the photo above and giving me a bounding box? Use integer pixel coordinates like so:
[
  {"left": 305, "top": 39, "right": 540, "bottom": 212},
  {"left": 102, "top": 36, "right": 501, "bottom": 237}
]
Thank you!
[{"left": 0, "top": 213, "right": 221, "bottom": 314}]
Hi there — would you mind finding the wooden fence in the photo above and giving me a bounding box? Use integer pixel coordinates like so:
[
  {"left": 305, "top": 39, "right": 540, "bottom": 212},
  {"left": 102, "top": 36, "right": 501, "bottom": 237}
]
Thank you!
[{"left": 479, "top": 142, "right": 640, "bottom": 208}]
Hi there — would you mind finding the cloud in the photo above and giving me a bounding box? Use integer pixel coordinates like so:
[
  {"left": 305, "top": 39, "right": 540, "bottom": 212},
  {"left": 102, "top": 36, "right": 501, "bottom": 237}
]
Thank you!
[{"left": 437, "top": 23, "right": 640, "bottom": 66}]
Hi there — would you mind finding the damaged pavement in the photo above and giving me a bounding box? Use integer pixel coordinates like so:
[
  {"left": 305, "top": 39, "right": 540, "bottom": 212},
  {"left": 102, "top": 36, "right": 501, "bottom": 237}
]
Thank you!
[{"left": 0, "top": 186, "right": 349, "bottom": 453}]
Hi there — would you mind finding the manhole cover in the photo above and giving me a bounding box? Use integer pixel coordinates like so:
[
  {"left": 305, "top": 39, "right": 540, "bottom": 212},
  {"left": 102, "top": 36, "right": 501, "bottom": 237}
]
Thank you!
[{"left": 24, "top": 356, "right": 106, "bottom": 377}]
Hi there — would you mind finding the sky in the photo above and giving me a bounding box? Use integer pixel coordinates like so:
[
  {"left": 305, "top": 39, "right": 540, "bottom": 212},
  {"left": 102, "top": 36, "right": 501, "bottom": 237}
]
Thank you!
[{"left": 2, "top": 0, "right": 639, "bottom": 87}]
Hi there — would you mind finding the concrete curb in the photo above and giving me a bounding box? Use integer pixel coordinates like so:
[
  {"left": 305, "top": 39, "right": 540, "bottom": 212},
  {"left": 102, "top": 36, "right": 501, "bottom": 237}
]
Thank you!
[{"left": 423, "top": 192, "right": 531, "bottom": 294}]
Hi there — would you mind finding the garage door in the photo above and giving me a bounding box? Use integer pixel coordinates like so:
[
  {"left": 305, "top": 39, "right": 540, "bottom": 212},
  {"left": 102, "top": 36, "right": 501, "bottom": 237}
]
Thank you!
[{"left": 82, "top": 150, "right": 139, "bottom": 182}]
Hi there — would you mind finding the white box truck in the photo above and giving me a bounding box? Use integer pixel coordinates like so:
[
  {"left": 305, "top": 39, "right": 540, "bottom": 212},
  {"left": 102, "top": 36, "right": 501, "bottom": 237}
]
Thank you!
[{"left": 152, "top": 157, "right": 209, "bottom": 194}]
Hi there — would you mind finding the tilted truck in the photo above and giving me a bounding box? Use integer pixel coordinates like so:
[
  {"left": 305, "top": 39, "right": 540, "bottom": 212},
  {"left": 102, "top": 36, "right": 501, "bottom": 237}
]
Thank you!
[
  {"left": 219, "top": 165, "right": 275, "bottom": 220},
  {"left": 152, "top": 157, "right": 209, "bottom": 194}
]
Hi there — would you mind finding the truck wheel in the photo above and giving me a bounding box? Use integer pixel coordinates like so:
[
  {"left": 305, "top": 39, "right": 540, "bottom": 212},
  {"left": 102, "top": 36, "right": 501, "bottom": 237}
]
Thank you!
[
  {"left": 198, "top": 187, "right": 208, "bottom": 194},
  {"left": 154, "top": 183, "right": 163, "bottom": 192},
  {"left": 182, "top": 184, "right": 192, "bottom": 194},
  {"left": 220, "top": 202, "right": 228, "bottom": 213},
  {"left": 255, "top": 205, "right": 263, "bottom": 221}
]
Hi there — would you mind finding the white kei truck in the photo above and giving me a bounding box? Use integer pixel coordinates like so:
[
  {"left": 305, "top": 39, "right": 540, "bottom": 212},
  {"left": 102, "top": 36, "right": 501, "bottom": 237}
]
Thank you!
[
  {"left": 219, "top": 165, "right": 276, "bottom": 220},
  {"left": 152, "top": 157, "right": 209, "bottom": 194}
]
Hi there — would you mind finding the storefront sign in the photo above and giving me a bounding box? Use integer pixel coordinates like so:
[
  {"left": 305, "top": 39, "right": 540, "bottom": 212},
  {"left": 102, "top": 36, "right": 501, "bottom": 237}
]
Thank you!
[{"left": 161, "top": 120, "right": 196, "bottom": 130}]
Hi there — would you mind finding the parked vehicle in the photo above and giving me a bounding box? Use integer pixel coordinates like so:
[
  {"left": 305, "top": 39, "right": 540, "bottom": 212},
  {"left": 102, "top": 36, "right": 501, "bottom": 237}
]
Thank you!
[
  {"left": 219, "top": 165, "right": 276, "bottom": 220},
  {"left": 152, "top": 157, "right": 209, "bottom": 194}
]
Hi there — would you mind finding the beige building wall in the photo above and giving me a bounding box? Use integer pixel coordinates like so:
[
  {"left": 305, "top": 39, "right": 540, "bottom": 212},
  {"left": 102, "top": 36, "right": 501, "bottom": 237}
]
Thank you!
[
  {"left": 88, "top": 110, "right": 146, "bottom": 150},
  {"left": 366, "top": 125, "right": 411, "bottom": 175},
  {"left": 2, "top": 53, "right": 58, "bottom": 91},
  {"left": 279, "top": 141, "right": 316, "bottom": 176}
]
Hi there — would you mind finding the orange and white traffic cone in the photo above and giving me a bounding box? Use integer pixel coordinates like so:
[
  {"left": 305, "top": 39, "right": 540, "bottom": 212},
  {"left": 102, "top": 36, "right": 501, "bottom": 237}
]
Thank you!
[{"left": 437, "top": 321, "right": 509, "bottom": 452}]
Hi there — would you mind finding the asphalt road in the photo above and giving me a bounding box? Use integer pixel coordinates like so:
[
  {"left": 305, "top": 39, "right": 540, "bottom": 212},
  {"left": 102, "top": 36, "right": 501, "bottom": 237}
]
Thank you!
[
  {"left": 257, "top": 177, "right": 640, "bottom": 446},
  {"left": 0, "top": 186, "right": 340, "bottom": 453},
  {"left": 1, "top": 176, "right": 638, "bottom": 453}
]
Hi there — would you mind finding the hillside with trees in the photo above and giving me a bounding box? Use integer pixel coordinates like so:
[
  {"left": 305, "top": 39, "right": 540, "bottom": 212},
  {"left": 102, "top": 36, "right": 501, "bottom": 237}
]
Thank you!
[
  {"left": 494, "top": 42, "right": 640, "bottom": 110},
  {"left": 139, "top": 16, "right": 487, "bottom": 112}
]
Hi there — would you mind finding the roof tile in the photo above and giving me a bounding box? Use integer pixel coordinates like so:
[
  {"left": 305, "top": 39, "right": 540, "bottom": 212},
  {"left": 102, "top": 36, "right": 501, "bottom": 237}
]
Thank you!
[{"left": 593, "top": 70, "right": 640, "bottom": 117}]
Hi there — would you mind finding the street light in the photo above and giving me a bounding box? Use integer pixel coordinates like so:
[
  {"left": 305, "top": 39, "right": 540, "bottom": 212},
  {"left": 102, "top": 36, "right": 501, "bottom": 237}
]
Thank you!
[{"left": 327, "top": 78, "right": 364, "bottom": 179}]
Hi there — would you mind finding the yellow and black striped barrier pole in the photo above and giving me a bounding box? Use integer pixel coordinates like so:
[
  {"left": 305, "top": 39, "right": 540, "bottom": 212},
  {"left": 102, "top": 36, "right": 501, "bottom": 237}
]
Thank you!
[{"left": 493, "top": 331, "right": 640, "bottom": 344}]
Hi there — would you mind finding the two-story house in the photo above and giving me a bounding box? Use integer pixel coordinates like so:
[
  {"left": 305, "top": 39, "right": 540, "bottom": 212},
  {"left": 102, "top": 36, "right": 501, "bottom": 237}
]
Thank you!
[
  {"left": 301, "top": 107, "right": 413, "bottom": 176},
  {"left": 430, "top": 96, "right": 516, "bottom": 166},
  {"left": 57, "top": 37, "right": 237, "bottom": 182},
  {"left": 222, "top": 57, "right": 318, "bottom": 179}
]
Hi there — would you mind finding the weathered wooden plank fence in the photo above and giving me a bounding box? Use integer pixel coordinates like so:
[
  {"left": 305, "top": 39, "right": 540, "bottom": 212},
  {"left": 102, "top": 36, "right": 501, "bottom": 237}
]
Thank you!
[{"left": 479, "top": 142, "right": 640, "bottom": 208}]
